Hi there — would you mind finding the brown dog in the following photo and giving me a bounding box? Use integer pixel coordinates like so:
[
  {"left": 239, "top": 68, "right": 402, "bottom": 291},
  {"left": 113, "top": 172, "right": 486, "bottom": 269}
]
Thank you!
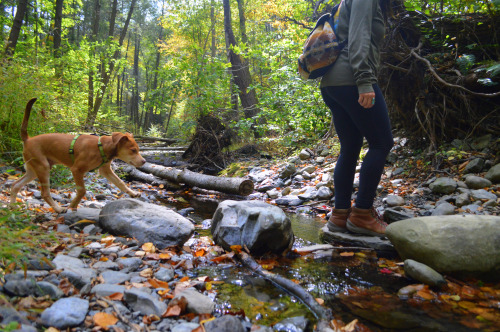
[{"left": 10, "top": 98, "right": 146, "bottom": 213}]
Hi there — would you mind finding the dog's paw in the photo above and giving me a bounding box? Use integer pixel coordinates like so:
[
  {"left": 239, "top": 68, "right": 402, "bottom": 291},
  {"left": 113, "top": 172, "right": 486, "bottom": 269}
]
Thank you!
[{"left": 129, "top": 190, "right": 141, "bottom": 198}]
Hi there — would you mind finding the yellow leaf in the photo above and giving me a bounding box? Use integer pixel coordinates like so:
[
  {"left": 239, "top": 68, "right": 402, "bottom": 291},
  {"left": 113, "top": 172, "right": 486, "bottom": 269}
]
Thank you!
[
  {"left": 315, "top": 298, "right": 324, "bottom": 305},
  {"left": 93, "top": 312, "right": 118, "bottom": 330},
  {"left": 159, "top": 253, "right": 171, "bottom": 259},
  {"left": 142, "top": 243, "right": 156, "bottom": 253}
]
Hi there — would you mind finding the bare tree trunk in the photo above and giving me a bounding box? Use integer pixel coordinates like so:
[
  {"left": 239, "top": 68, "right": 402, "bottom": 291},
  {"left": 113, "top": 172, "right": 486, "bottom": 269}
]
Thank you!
[
  {"left": 54, "top": 0, "right": 64, "bottom": 79},
  {"left": 87, "top": 0, "right": 101, "bottom": 128},
  {"left": 236, "top": 0, "right": 247, "bottom": 44},
  {"left": 85, "top": 0, "right": 137, "bottom": 130},
  {"left": 5, "top": 0, "right": 29, "bottom": 57},
  {"left": 223, "top": 0, "right": 260, "bottom": 137},
  {"left": 211, "top": 0, "right": 216, "bottom": 59}
]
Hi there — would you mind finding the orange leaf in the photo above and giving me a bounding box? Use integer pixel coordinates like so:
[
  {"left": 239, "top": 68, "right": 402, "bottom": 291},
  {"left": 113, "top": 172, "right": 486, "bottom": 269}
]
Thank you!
[
  {"left": 179, "top": 276, "right": 190, "bottom": 282},
  {"left": 230, "top": 245, "right": 242, "bottom": 253},
  {"left": 107, "top": 293, "right": 124, "bottom": 301},
  {"left": 159, "top": 253, "right": 171, "bottom": 260},
  {"left": 195, "top": 249, "right": 206, "bottom": 257},
  {"left": 416, "top": 289, "right": 435, "bottom": 300},
  {"left": 340, "top": 252, "right": 354, "bottom": 257},
  {"left": 164, "top": 305, "right": 182, "bottom": 317},
  {"left": 142, "top": 243, "right": 156, "bottom": 253},
  {"left": 93, "top": 312, "right": 118, "bottom": 330}
]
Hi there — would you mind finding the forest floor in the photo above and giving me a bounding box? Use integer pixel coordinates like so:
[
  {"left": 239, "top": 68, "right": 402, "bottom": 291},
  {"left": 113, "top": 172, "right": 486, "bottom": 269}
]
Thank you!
[{"left": 0, "top": 133, "right": 500, "bottom": 331}]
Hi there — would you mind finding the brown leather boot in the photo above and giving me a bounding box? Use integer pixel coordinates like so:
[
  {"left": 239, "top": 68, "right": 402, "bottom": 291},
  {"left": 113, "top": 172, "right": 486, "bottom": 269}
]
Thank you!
[
  {"left": 347, "top": 207, "right": 387, "bottom": 237},
  {"left": 327, "top": 208, "right": 351, "bottom": 233}
]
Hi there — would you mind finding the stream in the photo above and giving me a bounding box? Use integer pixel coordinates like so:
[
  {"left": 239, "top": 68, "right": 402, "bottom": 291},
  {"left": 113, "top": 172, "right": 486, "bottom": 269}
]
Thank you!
[{"left": 159, "top": 194, "right": 481, "bottom": 332}]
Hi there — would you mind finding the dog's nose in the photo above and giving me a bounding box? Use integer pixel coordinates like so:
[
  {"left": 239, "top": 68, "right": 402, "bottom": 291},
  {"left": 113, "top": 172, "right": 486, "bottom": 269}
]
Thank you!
[{"left": 140, "top": 158, "right": 146, "bottom": 166}]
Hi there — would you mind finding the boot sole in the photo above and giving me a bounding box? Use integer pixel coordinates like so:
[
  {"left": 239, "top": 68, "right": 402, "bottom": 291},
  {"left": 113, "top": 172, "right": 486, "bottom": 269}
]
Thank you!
[
  {"left": 346, "top": 220, "right": 387, "bottom": 238},
  {"left": 327, "top": 221, "right": 348, "bottom": 233}
]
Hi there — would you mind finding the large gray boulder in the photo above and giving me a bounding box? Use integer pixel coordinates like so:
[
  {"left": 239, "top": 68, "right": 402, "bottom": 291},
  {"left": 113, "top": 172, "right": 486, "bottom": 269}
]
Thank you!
[
  {"left": 386, "top": 216, "right": 500, "bottom": 279},
  {"left": 211, "top": 200, "right": 294, "bottom": 255},
  {"left": 99, "top": 199, "right": 194, "bottom": 249}
]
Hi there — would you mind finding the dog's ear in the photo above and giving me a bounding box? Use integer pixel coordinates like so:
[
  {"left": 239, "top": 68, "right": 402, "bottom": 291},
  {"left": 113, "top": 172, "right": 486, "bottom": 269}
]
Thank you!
[{"left": 111, "top": 132, "right": 130, "bottom": 145}]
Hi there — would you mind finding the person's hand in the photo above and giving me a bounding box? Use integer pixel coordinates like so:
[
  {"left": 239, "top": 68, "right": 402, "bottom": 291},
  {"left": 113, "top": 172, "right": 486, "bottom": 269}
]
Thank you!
[{"left": 358, "top": 92, "right": 376, "bottom": 109}]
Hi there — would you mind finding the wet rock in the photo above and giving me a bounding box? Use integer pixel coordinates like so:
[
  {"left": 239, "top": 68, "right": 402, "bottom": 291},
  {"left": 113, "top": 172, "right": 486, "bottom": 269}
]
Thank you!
[
  {"left": 279, "top": 164, "right": 296, "bottom": 179},
  {"left": 429, "top": 177, "right": 457, "bottom": 195},
  {"left": 386, "top": 216, "right": 500, "bottom": 279},
  {"left": 204, "top": 315, "right": 245, "bottom": 332},
  {"left": 275, "top": 195, "right": 302, "bottom": 206},
  {"left": 211, "top": 200, "right": 294, "bottom": 255},
  {"left": 91, "top": 284, "right": 127, "bottom": 297},
  {"left": 3, "top": 279, "right": 36, "bottom": 297},
  {"left": 463, "top": 158, "right": 485, "bottom": 174},
  {"left": 67, "top": 246, "right": 83, "bottom": 258},
  {"left": 155, "top": 267, "right": 175, "bottom": 282},
  {"left": 274, "top": 316, "right": 308, "bottom": 332},
  {"left": 27, "top": 258, "right": 55, "bottom": 271},
  {"left": 57, "top": 224, "right": 71, "bottom": 233},
  {"left": 40, "top": 297, "right": 89, "bottom": 329},
  {"left": 298, "top": 188, "right": 317, "bottom": 201},
  {"left": 101, "top": 270, "right": 131, "bottom": 284},
  {"left": 117, "top": 257, "right": 143, "bottom": 272},
  {"left": 316, "top": 187, "right": 333, "bottom": 200},
  {"left": 471, "top": 189, "right": 497, "bottom": 201},
  {"left": 485, "top": 163, "right": 500, "bottom": 183},
  {"left": 431, "top": 202, "right": 455, "bottom": 216},
  {"left": 173, "top": 288, "right": 215, "bottom": 314},
  {"left": 124, "top": 288, "right": 167, "bottom": 316},
  {"left": 52, "top": 254, "right": 86, "bottom": 270},
  {"left": 484, "top": 199, "right": 497, "bottom": 208},
  {"left": 465, "top": 175, "right": 492, "bottom": 189},
  {"left": 461, "top": 204, "right": 481, "bottom": 213},
  {"left": 99, "top": 198, "right": 194, "bottom": 249},
  {"left": 248, "top": 169, "right": 274, "bottom": 183},
  {"left": 384, "top": 195, "right": 405, "bottom": 207},
  {"left": 320, "top": 226, "right": 395, "bottom": 254},
  {"left": 35, "top": 281, "right": 64, "bottom": 299},
  {"left": 82, "top": 224, "right": 99, "bottom": 235},
  {"left": 404, "top": 259, "right": 446, "bottom": 287},
  {"left": 178, "top": 207, "right": 195, "bottom": 217}
]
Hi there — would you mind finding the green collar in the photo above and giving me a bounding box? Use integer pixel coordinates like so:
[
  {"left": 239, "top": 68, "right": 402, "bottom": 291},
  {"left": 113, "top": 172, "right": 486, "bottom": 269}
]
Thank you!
[{"left": 70, "top": 135, "right": 109, "bottom": 171}]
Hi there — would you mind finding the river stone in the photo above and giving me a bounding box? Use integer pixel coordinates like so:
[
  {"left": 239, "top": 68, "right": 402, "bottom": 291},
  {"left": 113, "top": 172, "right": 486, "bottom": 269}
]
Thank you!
[
  {"left": 386, "top": 216, "right": 500, "bottom": 279},
  {"left": 173, "top": 288, "right": 215, "bottom": 314},
  {"left": 316, "top": 186, "right": 333, "bottom": 200},
  {"left": 429, "top": 177, "right": 457, "bottom": 194},
  {"left": 3, "top": 279, "right": 36, "bottom": 297},
  {"left": 383, "top": 208, "right": 414, "bottom": 222},
  {"left": 0, "top": 306, "right": 32, "bottom": 325},
  {"left": 52, "top": 254, "right": 86, "bottom": 270},
  {"left": 155, "top": 267, "right": 175, "bottom": 282},
  {"left": 463, "top": 158, "right": 485, "bottom": 174},
  {"left": 299, "top": 149, "right": 311, "bottom": 160},
  {"left": 279, "top": 163, "right": 296, "bottom": 179},
  {"left": 431, "top": 202, "right": 455, "bottom": 216},
  {"left": 404, "top": 259, "right": 446, "bottom": 287},
  {"left": 35, "top": 281, "right": 64, "bottom": 299},
  {"left": 117, "top": 257, "right": 143, "bottom": 272},
  {"left": 60, "top": 268, "right": 97, "bottom": 289},
  {"left": 92, "top": 261, "right": 119, "bottom": 272},
  {"left": 455, "top": 193, "right": 471, "bottom": 207},
  {"left": 99, "top": 198, "right": 194, "bottom": 249},
  {"left": 62, "top": 207, "right": 101, "bottom": 224},
  {"left": 101, "top": 271, "right": 131, "bottom": 284},
  {"left": 40, "top": 297, "right": 89, "bottom": 329},
  {"left": 211, "top": 200, "right": 294, "bottom": 255},
  {"left": 124, "top": 288, "right": 167, "bottom": 316},
  {"left": 172, "top": 323, "right": 201, "bottom": 332},
  {"left": 485, "top": 163, "right": 500, "bottom": 183},
  {"left": 470, "top": 189, "right": 497, "bottom": 201},
  {"left": 91, "top": 284, "right": 127, "bottom": 297},
  {"left": 385, "top": 195, "right": 405, "bottom": 207},
  {"left": 465, "top": 175, "right": 492, "bottom": 189},
  {"left": 204, "top": 315, "right": 245, "bottom": 332}
]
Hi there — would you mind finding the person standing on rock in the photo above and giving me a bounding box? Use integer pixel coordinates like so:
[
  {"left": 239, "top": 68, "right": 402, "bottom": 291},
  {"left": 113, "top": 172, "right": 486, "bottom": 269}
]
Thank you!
[{"left": 321, "top": 0, "right": 394, "bottom": 236}]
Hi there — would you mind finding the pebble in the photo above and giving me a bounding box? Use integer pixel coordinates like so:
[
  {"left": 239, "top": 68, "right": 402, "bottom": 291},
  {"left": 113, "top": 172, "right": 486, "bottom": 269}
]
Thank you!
[
  {"left": 385, "top": 195, "right": 405, "bottom": 207},
  {"left": 465, "top": 175, "right": 492, "bottom": 189},
  {"left": 173, "top": 288, "right": 215, "bottom": 314},
  {"left": 101, "top": 270, "right": 131, "bottom": 284},
  {"left": 471, "top": 189, "right": 497, "bottom": 201},
  {"left": 124, "top": 288, "right": 167, "bottom": 316},
  {"left": 431, "top": 202, "right": 455, "bottom": 216},
  {"left": 404, "top": 259, "right": 446, "bottom": 287}
]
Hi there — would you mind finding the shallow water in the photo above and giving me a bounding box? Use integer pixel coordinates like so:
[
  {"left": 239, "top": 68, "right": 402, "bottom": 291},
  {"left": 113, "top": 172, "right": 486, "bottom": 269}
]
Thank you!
[{"left": 162, "top": 195, "right": 481, "bottom": 331}]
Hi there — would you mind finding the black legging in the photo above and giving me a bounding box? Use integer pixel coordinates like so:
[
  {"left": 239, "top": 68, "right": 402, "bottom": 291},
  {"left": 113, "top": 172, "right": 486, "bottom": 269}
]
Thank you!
[{"left": 321, "top": 84, "right": 393, "bottom": 209}]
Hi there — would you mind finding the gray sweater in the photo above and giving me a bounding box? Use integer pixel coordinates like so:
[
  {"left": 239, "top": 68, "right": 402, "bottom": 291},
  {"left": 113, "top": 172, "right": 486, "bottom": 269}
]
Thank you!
[{"left": 320, "top": 0, "right": 385, "bottom": 94}]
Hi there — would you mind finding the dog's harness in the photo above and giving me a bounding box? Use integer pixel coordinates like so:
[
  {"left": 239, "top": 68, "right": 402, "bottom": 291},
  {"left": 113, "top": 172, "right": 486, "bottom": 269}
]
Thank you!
[{"left": 69, "top": 134, "right": 109, "bottom": 171}]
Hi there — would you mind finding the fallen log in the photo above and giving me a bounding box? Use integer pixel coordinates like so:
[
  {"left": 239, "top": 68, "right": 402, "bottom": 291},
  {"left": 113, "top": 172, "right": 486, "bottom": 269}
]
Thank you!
[
  {"left": 139, "top": 147, "right": 187, "bottom": 151},
  {"left": 138, "top": 163, "right": 254, "bottom": 196},
  {"left": 134, "top": 136, "right": 178, "bottom": 144},
  {"left": 121, "top": 165, "right": 181, "bottom": 189},
  {"left": 236, "top": 251, "right": 334, "bottom": 332}
]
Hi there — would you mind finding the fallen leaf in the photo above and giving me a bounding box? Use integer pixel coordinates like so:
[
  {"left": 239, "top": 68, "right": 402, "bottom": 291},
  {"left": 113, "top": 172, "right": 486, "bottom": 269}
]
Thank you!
[
  {"left": 416, "top": 289, "right": 435, "bottom": 300},
  {"left": 107, "top": 293, "right": 124, "bottom": 301},
  {"left": 315, "top": 298, "right": 325, "bottom": 305},
  {"left": 195, "top": 249, "right": 206, "bottom": 257},
  {"left": 142, "top": 243, "right": 156, "bottom": 253},
  {"left": 340, "top": 252, "right": 354, "bottom": 257},
  {"left": 139, "top": 268, "right": 154, "bottom": 278},
  {"left": 93, "top": 312, "right": 118, "bottom": 330}
]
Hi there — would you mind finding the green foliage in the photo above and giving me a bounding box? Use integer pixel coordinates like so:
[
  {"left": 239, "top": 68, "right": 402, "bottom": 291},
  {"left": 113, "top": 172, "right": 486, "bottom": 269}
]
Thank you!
[
  {"left": 456, "top": 54, "right": 476, "bottom": 74},
  {"left": 0, "top": 208, "right": 56, "bottom": 279},
  {"left": 146, "top": 124, "right": 165, "bottom": 138},
  {"left": 50, "top": 164, "right": 73, "bottom": 189}
]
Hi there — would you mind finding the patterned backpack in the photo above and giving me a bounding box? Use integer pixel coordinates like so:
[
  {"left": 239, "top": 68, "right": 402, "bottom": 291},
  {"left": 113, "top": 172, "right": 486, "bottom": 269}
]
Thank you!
[{"left": 298, "top": 1, "right": 347, "bottom": 80}]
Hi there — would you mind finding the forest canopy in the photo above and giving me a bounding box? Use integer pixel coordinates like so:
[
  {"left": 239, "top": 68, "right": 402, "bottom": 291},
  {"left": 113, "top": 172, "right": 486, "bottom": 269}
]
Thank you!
[{"left": 0, "top": 0, "right": 499, "bottom": 162}]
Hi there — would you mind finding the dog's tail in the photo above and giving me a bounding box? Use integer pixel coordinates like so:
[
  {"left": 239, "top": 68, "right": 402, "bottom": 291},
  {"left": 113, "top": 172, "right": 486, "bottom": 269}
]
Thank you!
[{"left": 21, "top": 98, "right": 37, "bottom": 143}]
